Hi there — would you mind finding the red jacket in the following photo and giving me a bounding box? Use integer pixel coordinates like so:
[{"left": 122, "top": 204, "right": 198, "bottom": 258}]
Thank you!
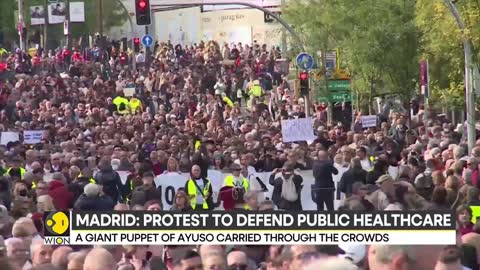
[{"left": 48, "top": 180, "right": 74, "bottom": 211}]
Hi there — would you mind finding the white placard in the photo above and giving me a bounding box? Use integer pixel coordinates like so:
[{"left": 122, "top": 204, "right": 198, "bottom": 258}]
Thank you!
[
  {"left": 1, "top": 132, "right": 19, "bottom": 145},
  {"left": 281, "top": 118, "right": 316, "bottom": 143},
  {"left": 123, "top": 88, "right": 135, "bottom": 97},
  {"left": 150, "top": 169, "right": 341, "bottom": 211},
  {"left": 48, "top": 2, "right": 66, "bottom": 24},
  {"left": 155, "top": 173, "right": 189, "bottom": 209},
  {"left": 23, "top": 130, "right": 44, "bottom": 144},
  {"left": 30, "top": 6, "right": 46, "bottom": 25},
  {"left": 361, "top": 115, "right": 377, "bottom": 128},
  {"left": 69, "top": 2, "right": 85, "bottom": 22}
]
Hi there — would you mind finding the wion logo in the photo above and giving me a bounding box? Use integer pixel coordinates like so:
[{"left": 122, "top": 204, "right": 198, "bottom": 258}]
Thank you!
[{"left": 44, "top": 211, "right": 70, "bottom": 245}]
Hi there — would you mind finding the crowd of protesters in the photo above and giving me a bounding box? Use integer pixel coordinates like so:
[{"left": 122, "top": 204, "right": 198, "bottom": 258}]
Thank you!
[{"left": 0, "top": 36, "right": 479, "bottom": 270}]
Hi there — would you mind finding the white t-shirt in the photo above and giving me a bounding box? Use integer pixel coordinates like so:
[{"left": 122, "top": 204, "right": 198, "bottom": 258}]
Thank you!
[
  {"left": 360, "top": 159, "right": 372, "bottom": 171},
  {"left": 194, "top": 179, "right": 204, "bottom": 205}
]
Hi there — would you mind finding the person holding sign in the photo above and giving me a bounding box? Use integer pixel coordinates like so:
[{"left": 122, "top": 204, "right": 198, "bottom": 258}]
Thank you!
[{"left": 184, "top": 165, "right": 213, "bottom": 210}]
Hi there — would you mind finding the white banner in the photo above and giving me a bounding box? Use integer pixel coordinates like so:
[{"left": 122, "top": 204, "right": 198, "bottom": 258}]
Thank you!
[
  {"left": 48, "top": 2, "right": 66, "bottom": 24},
  {"left": 281, "top": 118, "right": 316, "bottom": 143},
  {"left": 69, "top": 2, "right": 85, "bottom": 22},
  {"left": 66, "top": 231, "right": 455, "bottom": 246},
  {"left": 148, "top": 169, "right": 343, "bottom": 210},
  {"left": 1, "top": 132, "right": 19, "bottom": 145},
  {"left": 361, "top": 115, "right": 377, "bottom": 128},
  {"left": 23, "top": 130, "right": 44, "bottom": 144},
  {"left": 30, "top": 6, "right": 46, "bottom": 25}
]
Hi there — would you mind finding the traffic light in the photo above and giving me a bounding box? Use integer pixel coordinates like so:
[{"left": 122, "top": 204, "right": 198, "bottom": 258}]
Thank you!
[
  {"left": 133, "top": 37, "right": 140, "bottom": 53},
  {"left": 135, "top": 0, "right": 151, "bottom": 25},
  {"left": 299, "top": 71, "right": 309, "bottom": 95}
]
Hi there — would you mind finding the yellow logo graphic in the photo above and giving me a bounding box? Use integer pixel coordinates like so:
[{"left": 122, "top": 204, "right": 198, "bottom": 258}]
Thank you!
[{"left": 45, "top": 212, "right": 69, "bottom": 236}]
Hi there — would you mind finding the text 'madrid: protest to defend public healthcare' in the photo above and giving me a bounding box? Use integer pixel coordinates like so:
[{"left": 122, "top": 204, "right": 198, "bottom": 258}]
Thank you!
[{"left": 71, "top": 211, "right": 455, "bottom": 231}]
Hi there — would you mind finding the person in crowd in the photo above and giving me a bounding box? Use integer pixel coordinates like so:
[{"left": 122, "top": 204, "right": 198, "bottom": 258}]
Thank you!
[
  {"left": 457, "top": 205, "right": 474, "bottom": 236},
  {"left": 270, "top": 162, "right": 303, "bottom": 210},
  {"left": 30, "top": 238, "right": 53, "bottom": 268},
  {"left": 47, "top": 173, "right": 73, "bottom": 211},
  {"left": 171, "top": 189, "right": 191, "bottom": 211},
  {"left": 339, "top": 157, "right": 367, "bottom": 197},
  {"left": 5, "top": 237, "right": 30, "bottom": 269},
  {"left": 313, "top": 151, "right": 338, "bottom": 211},
  {"left": 185, "top": 165, "right": 213, "bottom": 210},
  {"left": 74, "top": 183, "right": 115, "bottom": 211},
  {"left": 51, "top": 246, "right": 73, "bottom": 269},
  {"left": 83, "top": 248, "right": 117, "bottom": 270},
  {"left": 223, "top": 163, "right": 249, "bottom": 209},
  {"left": 244, "top": 190, "right": 259, "bottom": 210},
  {"left": 95, "top": 157, "right": 124, "bottom": 203},
  {"left": 202, "top": 251, "right": 227, "bottom": 270},
  {"left": 227, "top": 250, "right": 252, "bottom": 270},
  {"left": 177, "top": 250, "right": 203, "bottom": 270}
]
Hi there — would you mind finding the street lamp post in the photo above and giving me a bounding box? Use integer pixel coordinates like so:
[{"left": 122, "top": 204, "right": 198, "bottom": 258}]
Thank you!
[{"left": 443, "top": 0, "right": 476, "bottom": 154}]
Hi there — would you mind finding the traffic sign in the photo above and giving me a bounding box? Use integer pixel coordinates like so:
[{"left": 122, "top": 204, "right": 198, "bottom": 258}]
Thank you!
[
  {"left": 141, "top": 35, "right": 153, "bottom": 47},
  {"left": 327, "top": 80, "right": 351, "bottom": 91},
  {"left": 296, "top": 52, "right": 314, "bottom": 70}
]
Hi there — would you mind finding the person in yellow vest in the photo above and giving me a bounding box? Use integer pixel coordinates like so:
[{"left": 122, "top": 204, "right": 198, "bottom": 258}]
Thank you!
[
  {"left": 129, "top": 95, "right": 143, "bottom": 114},
  {"left": 248, "top": 80, "right": 263, "bottom": 98},
  {"left": 247, "top": 79, "right": 263, "bottom": 110},
  {"left": 184, "top": 165, "right": 213, "bottom": 210},
  {"left": 4, "top": 156, "right": 26, "bottom": 181},
  {"left": 223, "top": 163, "right": 249, "bottom": 209},
  {"left": 113, "top": 94, "right": 130, "bottom": 115}
]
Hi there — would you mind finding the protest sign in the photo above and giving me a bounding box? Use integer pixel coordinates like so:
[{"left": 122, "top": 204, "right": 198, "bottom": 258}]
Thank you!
[
  {"left": 1, "top": 132, "right": 19, "bottom": 145},
  {"left": 281, "top": 118, "right": 316, "bottom": 143},
  {"left": 361, "top": 115, "right": 377, "bottom": 128},
  {"left": 23, "top": 130, "right": 44, "bottom": 144}
]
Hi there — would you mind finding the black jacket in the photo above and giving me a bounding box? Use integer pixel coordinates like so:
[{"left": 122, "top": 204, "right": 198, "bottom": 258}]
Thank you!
[
  {"left": 269, "top": 173, "right": 303, "bottom": 211},
  {"left": 94, "top": 168, "right": 124, "bottom": 202},
  {"left": 312, "top": 160, "right": 338, "bottom": 189},
  {"left": 68, "top": 177, "right": 93, "bottom": 202},
  {"left": 74, "top": 194, "right": 115, "bottom": 211},
  {"left": 339, "top": 167, "right": 367, "bottom": 196}
]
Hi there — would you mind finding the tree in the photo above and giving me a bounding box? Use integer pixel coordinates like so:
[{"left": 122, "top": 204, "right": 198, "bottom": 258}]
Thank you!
[
  {"left": 283, "top": 0, "right": 420, "bottom": 113},
  {"left": 23, "top": 0, "right": 128, "bottom": 49},
  {"left": 0, "top": 0, "right": 17, "bottom": 49},
  {"left": 415, "top": 0, "right": 480, "bottom": 111}
]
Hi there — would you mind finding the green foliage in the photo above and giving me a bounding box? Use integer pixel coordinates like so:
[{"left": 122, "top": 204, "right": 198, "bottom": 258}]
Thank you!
[
  {"left": 284, "top": 0, "right": 419, "bottom": 112},
  {"left": 22, "top": 0, "right": 128, "bottom": 49},
  {"left": 415, "top": 0, "right": 480, "bottom": 110},
  {"left": 0, "top": 0, "right": 17, "bottom": 48}
]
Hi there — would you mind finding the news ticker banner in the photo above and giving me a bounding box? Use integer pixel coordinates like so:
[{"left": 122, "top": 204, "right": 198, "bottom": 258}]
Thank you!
[{"left": 44, "top": 211, "right": 456, "bottom": 246}]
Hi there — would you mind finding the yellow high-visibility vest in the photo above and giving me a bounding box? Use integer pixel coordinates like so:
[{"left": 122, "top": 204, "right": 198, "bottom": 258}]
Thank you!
[
  {"left": 31, "top": 181, "right": 36, "bottom": 189},
  {"left": 113, "top": 96, "right": 129, "bottom": 114},
  {"left": 4, "top": 167, "right": 25, "bottom": 179},
  {"left": 249, "top": 85, "right": 263, "bottom": 97},
  {"left": 186, "top": 179, "right": 211, "bottom": 210},
  {"left": 471, "top": 206, "right": 480, "bottom": 223},
  {"left": 129, "top": 98, "right": 142, "bottom": 114},
  {"left": 223, "top": 175, "right": 249, "bottom": 191},
  {"left": 78, "top": 174, "right": 95, "bottom": 184},
  {"left": 223, "top": 96, "right": 234, "bottom": 108}
]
